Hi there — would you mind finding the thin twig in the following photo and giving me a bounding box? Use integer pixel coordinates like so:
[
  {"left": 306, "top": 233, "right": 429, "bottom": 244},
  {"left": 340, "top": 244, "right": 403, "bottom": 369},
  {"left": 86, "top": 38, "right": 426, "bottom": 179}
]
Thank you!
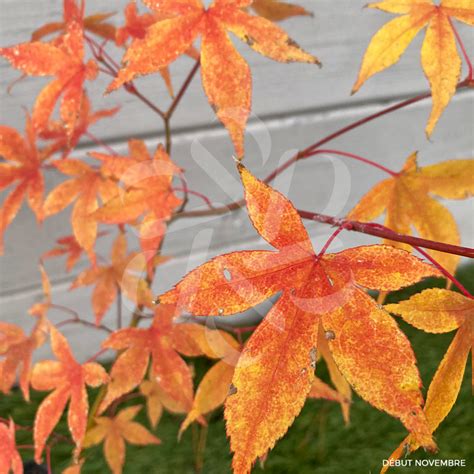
[
  {"left": 166, "top": 59, "right": 201, "bottom": 120},
  {"left": 304, "top": 149, "right": 398, "bottom": 177},
  {"left": 85, "top": 131, "right": 118, "bottom": 155},
  {"left": 117, "top": 287, "right": 122, "bottom": 329},
  {"left": 449, "top": 18, "right": 473, "bottom": 80},
  {"left": 173, "top": 187, "right": 215, "bottom": 209},
  {"left": 413, "top": 246, "right": 472, "bottom": 298},
  {"left": 56, "top": 316, "right": 113, "bottom": 334}
]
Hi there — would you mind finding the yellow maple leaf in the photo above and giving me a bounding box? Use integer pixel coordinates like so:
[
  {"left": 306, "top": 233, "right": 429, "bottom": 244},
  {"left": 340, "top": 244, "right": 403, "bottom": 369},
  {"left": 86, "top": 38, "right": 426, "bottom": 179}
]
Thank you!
[
  {"left": 353, "top": 0, "right": 473, "bottom": 136},
  {"left": 348, "top": 154, "right": 473, "bottom": 275}
]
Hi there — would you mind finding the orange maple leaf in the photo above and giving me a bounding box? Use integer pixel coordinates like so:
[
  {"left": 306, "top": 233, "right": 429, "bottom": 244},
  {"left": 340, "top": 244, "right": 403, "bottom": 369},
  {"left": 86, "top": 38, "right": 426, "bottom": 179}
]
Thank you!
[
  {"left": 381, "top": 288, "right": 473, "bottom": 472},
  {"left": 115, "top": 2, "right": 200, "bottom": 97},
  {"left": 42, "top": 233, "right": 104, "bottom": 272},
  {"left": 43, "top": 158, "right": 119, "bottom": 253},
  {"left": 98, "top": 304, "right": 193, "bottom": 414},
  {"left": 31, "top": 326, "right": 108, "bottom": 462},
  {"left": 0, "top": 120, "right": 45, "bottom": 253},
  {"left": 84, "top": 406, "right": 160, "bottom": 474},
  {"left": 313, "top": 321, "right": 352, "bottom": 423},
  {"left": 62, "top": 459, "right": 84, "bottom": 474},
  {"left": 93, "top": 141, "right": 181, "bottom": 269},
  {"left": 107, "top": 0, "right": 320, "bottom": 157},
  {"left": 71, "top": 233, "right": 154, "bottom": 324},
  {"left": 40, "top": 94, "right": 119, "bottom": 159},
  {"left": 138, "top": 321, "right": 240, "bottom": 430},
  {"left": 173, "top": 323, "right": 241, "bottom": 436},
  {"left": 348, "top": 154, "right": 474, "bottom": 275},
  {"left": 0, "top": 262, "right": 52, "bottom": 395},
  {"left": 160, "top": 164, "right": 441, "bottom": 473},
  {"left": 307, "top": 376, "right": 351, "bottom": 405},
  {"left": 0, "top": 21, "right": 98, "bottom": 136},
  {"left": 249, "top": 0, "right": 312, "bottom": 22},
  {"left": 31, "top": 0, "right": 116, "bottom": 43},
  {"left": 0, "top": 419, "right": 22, "bottom": 474},
  {"left": 353, "top": 0, "right": 473, "bottom": 136}
]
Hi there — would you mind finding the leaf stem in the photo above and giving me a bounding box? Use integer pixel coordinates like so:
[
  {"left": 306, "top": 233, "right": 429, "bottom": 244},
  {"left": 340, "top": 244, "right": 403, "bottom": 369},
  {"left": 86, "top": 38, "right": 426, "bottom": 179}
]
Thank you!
[
  {"left": 55, "top": 315, "right": 113, "bottom": 334},
  {"left": 117, "top": 287, "right": 122, "bottom": 329},
  {"left": 317, "top": 222, "right": 351, "bottom": 258},
  {"left": 412, "top": 246, "right": 472, "bottom": 299},
  {"left": 84, "top": 131, "right": 118, "bottom": 156},
  {"left": 262, "top": 81, "right": 468, "bottom": 186},
  {"left": 172, "top": 186, "right": 215, "bottom": 209},
  {"left": 304, "top": 149, "right": 397, "bottom": 177},
  {"left": 193, "top": 421, "right": 208, "bottom": 474},
  {"left": 166, "top": 59, "right": 201, "bottom": 120}
]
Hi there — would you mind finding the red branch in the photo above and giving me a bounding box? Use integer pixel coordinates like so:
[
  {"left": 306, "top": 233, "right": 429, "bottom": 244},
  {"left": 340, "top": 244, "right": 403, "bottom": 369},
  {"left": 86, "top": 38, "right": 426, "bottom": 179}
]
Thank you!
[{"left": 298, "top": 210, "right": 474, "bottom": 259}]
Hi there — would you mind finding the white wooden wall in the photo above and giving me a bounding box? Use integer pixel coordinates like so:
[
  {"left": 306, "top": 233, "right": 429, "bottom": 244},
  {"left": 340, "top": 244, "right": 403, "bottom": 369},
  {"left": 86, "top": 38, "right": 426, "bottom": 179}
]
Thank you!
[{"left": 0, "top": 0, "right": 473, "bottom": 361}]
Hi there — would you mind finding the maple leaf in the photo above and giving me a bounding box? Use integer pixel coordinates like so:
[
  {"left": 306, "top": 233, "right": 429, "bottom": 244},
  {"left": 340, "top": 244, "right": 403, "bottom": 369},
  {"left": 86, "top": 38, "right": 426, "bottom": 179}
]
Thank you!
[
  {"left": 314, "top": 321, "right": 352, "bottom": 423},
  {"left": 43, "top": 158, "right": 119, "bottom": 253},
  {"left": 160, "top": 164, "right": 441, "bottom": 473},
  {"left": 307, "top": 376, "right": 351, "bottom": 406},
  {"left": 0, "top": 119, "right": 45, "bottom": 253},
  {"left": 0, "top": 419, "right": 22, "bottom": 474},
  {"left": 107, "top": 0, "right": 319, "bottom": 158},
  {"left": 93, "top": 141, "right": 181, "bottom": 270},
  {"left": 115, "top": 2, "right": 199, "bottom": 96},
  {"left": 0, "top": 266, "right": 50, "bottom": 400},
  {"left": 0, "top": 21, "right": 98, "bottom": 136},
  {"left": 348, "top": 154, "right": 474, "bottom": 275},
  {"left": 353, "top": 0, "right": 473, "bottom": 136},
  {"left": 139, "top": 378, "right": 180, "bottom": 428},
  {"left": 40, "top": 94, "right": 119, "bottom": 159},
  {"left": 173, "top": 323, "right": 241, "bottom": 436},
  {"left": 31, "top": 0, "right": 116, "bottom": 43},
  {"left": 62, "top": 459, "right": 84, "bottom": 474},
  {"left": 249, "top": 0, "right": 312, "bottom": 22},
  {"left": 31, "top": 326, "right": 108, "bottom": 462},
  {"left": 84, "top": 406, "right": 160, "bottom": 474},
  {"left": 137, "top": 321, "right": 240, "bottom": 429},
  {"left": 71, "top": 233, "right": 155, "bottom": 324},
  {"left": 381, "top": 288, "right": 473, "bottom": 470},
  {"left": 42, "top": 233, "right": 105, "bottom": 272},
  {"left": 98, "top": 304, "right": 193, "bottom": 413}
]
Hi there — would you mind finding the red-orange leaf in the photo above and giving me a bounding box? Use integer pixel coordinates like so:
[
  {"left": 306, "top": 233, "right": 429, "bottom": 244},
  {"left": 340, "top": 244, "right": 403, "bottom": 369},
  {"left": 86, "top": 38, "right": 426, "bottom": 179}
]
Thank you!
[
  {"left": 42, "top": 232, "right": 109, "bottom": 271},
  {"left": 307, "top": 376, "right": 350, "bottom": 406},
  {"left": 31, "top": 0, "right": 116, "bottom": 43},
  {"left": 0, "top": 318, "right": 48, "bottom": 401},
  {"left": 31, "top": 326, "right": 108, "bottom": 462},
  {"left": 0, "top": 120, "right": 45, "bottom": 253},
  {"left": 40, "top": 94, "right": 119, "bottom": 158},
  {"left": 99, "top": 304, "right": 193, "bottom": 414},
  {"left": 93, "top": 141, "right": 181, "bottom": 268},
  {"left": 107, "top": 0, "right": 319, "bottom": 157},
  {"left": 115, "top": 2, "right": 200, "bottom": 96},
  {"left": 0, "top": 419, "right": 22, "bottom": 474},
  {"left": 249, "top": 0, "right": 312, "bottom": 22},
  {"left": 160, "top": 165, "right": 439, "bottom": 472},
  {"left": 0, "top": 266, "right": 49, "bottom": 401},
  {"left": 44, "top": 158, "right": 119, "bottom": 253},
  {"left": 84, "top": 406, "right": 160, "bottom": 474},
  {"left": 71, "top": 233, "right": 154, "bottom": 324},
  {"left": 0, "top": 21, "right": 98, "bottom": 135}
]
